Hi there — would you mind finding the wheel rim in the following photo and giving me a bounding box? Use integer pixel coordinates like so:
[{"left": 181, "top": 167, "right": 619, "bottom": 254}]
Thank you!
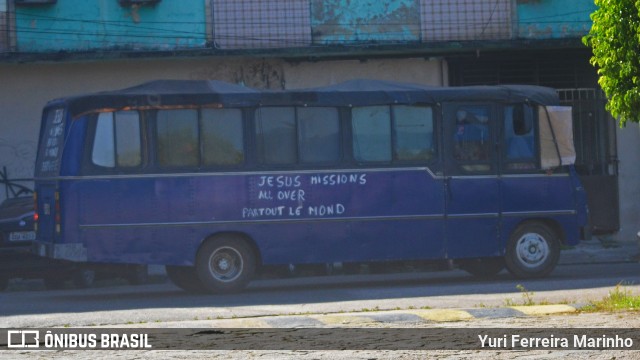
[
  {"left": 515, "top": 232, "right": 549, "bottom": 268},
  {"left": 207, "top": 246, "right": 243, "bottom": 283}
]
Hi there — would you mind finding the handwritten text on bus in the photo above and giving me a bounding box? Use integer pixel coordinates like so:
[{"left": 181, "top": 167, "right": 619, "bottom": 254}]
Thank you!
[{"left": 242, "top": 174, "right": 367, "bottom": 219}]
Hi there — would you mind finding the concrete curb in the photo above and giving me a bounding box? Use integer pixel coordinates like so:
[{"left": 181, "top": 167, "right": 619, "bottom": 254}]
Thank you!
[{"left": 142, "top": 305, "right": 582, "bottom": 328}]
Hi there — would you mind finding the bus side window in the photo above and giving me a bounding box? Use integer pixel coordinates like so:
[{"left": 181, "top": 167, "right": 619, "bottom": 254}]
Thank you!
[
  {"left": 255, "top": 107, "right": 297, "bottom": 165},
  {"left": 503, "top": 105, "right": 536, "bottom": 171},
  {"left": 393, "top": 105, "right": 435, "bottom": 162},
  {"left": 297, "top": 107, "right": 340, "bottom": 164},
  {"left": 201, "top": 108, "right": 244, "bottom": 166},
  {"left": 91, "top": 111, "right": 141, "bottom": 169},
  {"left": 352, "top": 106, "right": 392, "bottom": 162},
  {"left": 255, "top": 107, "right": 340, "bottom": 165},
  {"left": 157, "top": 109, "right": 199, "bottom": 167},
  {"left": 452, "top": 105, "right": 491, "bottom": 172}
]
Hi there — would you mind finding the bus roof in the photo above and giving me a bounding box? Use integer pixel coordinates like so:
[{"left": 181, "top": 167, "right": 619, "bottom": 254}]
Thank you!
[{"left": 54, "top": 79, "right": 560, "bottom": 117}]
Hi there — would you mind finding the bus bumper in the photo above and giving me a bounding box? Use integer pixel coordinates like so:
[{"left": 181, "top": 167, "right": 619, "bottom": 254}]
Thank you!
[{"left": 33, "top": 241, "right": 87, "bottom": 262}]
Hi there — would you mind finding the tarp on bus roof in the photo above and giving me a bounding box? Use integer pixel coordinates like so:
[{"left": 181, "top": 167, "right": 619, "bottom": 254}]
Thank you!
[
  {"left": 294, "top": 79, "right": 559, "bottom": 107},
  {"left": 56, "top": 79, "right": 560, "bottom": 117},
  {"left": 62, "top": 80, "right": 262, "bottom": 117}
]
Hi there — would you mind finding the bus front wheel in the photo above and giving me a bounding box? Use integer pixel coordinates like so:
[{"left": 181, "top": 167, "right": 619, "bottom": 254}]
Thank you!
[
  {"left": 505, "top": 222, "right": 560, "bottom": 279},
  {"left": 196, "top": 236, "right": 256, "bottom": 293}
]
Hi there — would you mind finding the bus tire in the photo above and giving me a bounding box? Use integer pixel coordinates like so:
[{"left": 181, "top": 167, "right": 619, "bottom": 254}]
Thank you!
[
  {"left": 166, "top": 265, "right": 204, "bottom": 293},
  {"left": 459, "top": 257, "right": 505, "bottom": 278},
  {"left": 505, "top": 222, "right": 560, "bottom": 279},
  {"left": 196, "top": 236, "right": 255, "bottom": 293}
]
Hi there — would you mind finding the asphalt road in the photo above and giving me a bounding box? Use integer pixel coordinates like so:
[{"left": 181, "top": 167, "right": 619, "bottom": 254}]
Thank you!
[{"left": 1, "top": 262, "right": 639, "bottom": 328}]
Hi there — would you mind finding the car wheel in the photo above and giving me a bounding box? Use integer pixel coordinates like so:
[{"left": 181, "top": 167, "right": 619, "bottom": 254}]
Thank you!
[
  {"left": 505, "top": 222, "right": 560, "bottom": 278},
  {"left": 196, "top": 236, "right": 256, "bottom": 294}
]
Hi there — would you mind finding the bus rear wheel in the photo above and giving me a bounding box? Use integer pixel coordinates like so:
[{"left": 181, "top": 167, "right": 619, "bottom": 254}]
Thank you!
[
  {"left": 196, "top": 236, "right": 256, "bottom": 294},
  {"left": 505, "top": 222, "right": 560, "bottom": 279},
  {"left": 166, "top": 265, "right": 204, "bottom": 293}
]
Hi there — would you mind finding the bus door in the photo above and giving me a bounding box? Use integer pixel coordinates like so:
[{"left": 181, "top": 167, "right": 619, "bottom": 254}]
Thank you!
[
  {"left": 442, "top": 103, "right": 501, "bottom": 258},
  {"left": 34, "top": 107, "right": 67, "bottom": 248}
]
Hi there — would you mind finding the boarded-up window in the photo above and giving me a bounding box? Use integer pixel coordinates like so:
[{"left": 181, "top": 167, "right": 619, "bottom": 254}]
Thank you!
[
  {"left": 212, "top": 0, "right": 311, "bottom": 49},
  {"left": 420, "top": 0, "right": 511, "bottom": 41}
]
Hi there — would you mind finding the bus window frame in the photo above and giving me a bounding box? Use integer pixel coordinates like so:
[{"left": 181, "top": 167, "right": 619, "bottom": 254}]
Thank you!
[
  {"left": 499, "top": 103, "right": 543, "bottom": 175},
  {"left": 252, "top": 105, "right": 345, "bottom": 170},
  {"left": 349, "top": 103, "right": 440, "bottom": 168},
  {"left": 444, "top": 102, "right": 498, "bottom": 176},
  {"left": 148, "top": 107, "right": 249, "bottom": 173},
  {"left": 81, "top": 111, "right": 147, "bottom": 175}
]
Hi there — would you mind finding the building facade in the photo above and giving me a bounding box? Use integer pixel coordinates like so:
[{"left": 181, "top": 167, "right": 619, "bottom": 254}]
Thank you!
[{"left": 1, "top": 0, "right": 638, "bottom": 242}]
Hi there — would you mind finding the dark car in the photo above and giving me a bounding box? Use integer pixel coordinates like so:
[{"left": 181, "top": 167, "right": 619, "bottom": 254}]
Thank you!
[{"left": 0, "top": 196, "right": 147, "bottom": 290}]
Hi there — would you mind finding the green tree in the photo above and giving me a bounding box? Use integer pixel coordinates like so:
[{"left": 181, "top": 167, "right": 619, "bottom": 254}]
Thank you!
[{"left": 583, "top": 0, "right": 640, "bottom": 127}]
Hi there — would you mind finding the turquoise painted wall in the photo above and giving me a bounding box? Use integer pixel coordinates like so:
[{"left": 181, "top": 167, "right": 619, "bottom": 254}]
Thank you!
[
  {"left": 517, "top": 0, "right": 596, "bottom": 39},
  {"left": 15, "top": 0, "right": 206, "bottom": 52},
  {"left": 11, "top": 0, "right": 596, "bottom": 53},
  {"left": 311, "top": 0, "right": 420, "bottom": 44}
]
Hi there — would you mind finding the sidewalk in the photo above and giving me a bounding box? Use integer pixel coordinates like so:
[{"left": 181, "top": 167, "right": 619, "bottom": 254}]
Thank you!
[{"left": 559, "top": 238, "right": 639, "bottom": 265}]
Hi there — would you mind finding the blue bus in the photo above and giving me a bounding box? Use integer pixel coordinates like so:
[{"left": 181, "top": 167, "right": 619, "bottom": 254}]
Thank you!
[{"left": 33, "top": 79, "right": 590, "bottom": 293}]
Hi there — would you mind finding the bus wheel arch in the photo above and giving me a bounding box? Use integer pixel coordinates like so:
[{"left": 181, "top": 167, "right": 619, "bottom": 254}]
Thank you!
[
  {"left": 505, "top": 220, "right": 562, "bottom": 279},
  {"left": 195, "top": 232, "right": 259, "bottom": 293}
]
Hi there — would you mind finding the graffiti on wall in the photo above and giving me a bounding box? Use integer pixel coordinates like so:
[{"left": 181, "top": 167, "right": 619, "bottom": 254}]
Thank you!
[
  {"left": 189, "top": 59, "right": 285, "bottom": 89},
  {"left": 0, "top": 138, "right": 36, "bottom": 200}
]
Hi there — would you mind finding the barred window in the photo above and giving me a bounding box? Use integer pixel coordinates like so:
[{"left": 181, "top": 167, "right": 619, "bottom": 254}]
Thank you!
[
  {"left": 420, "top": 0, "right": 512, "bottom": 41},
  {"left": 0, "top": 0, "right": 7, "bottom": 52},
  {"left": 212, "top": 0, "right": 312, "bottom": 49}
]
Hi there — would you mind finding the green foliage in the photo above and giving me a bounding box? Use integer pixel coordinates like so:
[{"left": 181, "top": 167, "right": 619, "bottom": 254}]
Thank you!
[
  {"left": 583, "top": 284, "right": 640, "bottom": 312},
  {"left": 583, "top": 0, "right": 640, "bottom": 127},
  {"left": 504, "top": 284, "right": 537, "bottom": 306}
]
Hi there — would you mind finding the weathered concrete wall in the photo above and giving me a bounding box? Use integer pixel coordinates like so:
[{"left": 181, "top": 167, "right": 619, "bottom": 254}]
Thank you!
[
  {"left": 615, "top": 124, "right": 640, "bottom": 242},
  {"left": 284, "top": 58, "right": 444, "bottom": 88}
]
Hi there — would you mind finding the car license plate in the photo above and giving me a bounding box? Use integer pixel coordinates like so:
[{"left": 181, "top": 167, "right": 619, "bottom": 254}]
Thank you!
[{"left": 9, "top": 231, "right": 36, "bottom": 241}]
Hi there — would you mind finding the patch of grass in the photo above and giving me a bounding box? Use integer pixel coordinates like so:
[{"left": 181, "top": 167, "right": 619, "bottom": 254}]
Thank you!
[
  {"left": 504, "top": 284, "right": 539, "bottom": 306},
  {"left": 516, "top": 284, "right": 536, "bottom": 306},
  {"left": 359, "top": 306, "right": 380, "bottom": 312},
  {"left": 582, "top": 284, "right": 640, "bottom": 312}
]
